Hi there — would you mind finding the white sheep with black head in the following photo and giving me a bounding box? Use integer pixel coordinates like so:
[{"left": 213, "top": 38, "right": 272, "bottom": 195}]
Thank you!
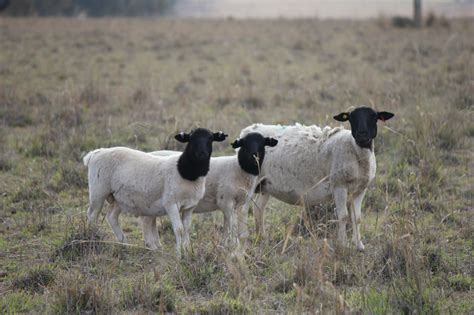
[
  {"left": 240, "top": 106, "right": 394, "bottom": 250},
  {"left": 83, "top": 128, "right": 227, "bottom": 256},
  {"left": 140, "top": 132, "right": 278, "bottom": 248}
]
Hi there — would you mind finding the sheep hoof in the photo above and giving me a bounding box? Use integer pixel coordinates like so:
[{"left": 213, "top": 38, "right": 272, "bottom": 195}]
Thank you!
[
  {"left": 239, "top": 230, "right": 249, "bottom": 239},
  {"left": 146, "top": 243, "right": 159, "bottom": 250},
  {"left": 255, "top": 232, "right": 266, "bottom": 242},
  {"left": 356, "top": 241, "right": 365, "bottom": 251}
]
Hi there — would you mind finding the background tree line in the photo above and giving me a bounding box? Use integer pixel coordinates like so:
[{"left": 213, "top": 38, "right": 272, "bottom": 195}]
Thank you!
[{"left": 0, "top": 0, "right": 176, "bottom": 16}]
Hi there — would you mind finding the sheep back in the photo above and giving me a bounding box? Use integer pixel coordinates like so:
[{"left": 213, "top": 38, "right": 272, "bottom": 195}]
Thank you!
[
  {"left": 241, "top": 124, "right": 375, "bottom": 205},
  {"left": 85, "top": 147, "right": 205, "bottom": 217}
]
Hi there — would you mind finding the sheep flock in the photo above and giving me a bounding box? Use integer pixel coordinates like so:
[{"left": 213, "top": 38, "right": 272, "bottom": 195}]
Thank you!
[{"left": 84, "top": 106, "right": 394, "bottom": 255}]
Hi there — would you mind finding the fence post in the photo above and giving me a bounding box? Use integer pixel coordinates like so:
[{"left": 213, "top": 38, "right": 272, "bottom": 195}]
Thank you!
[{"left": 414, "top": 0, "right": 422, "bottom": 28}]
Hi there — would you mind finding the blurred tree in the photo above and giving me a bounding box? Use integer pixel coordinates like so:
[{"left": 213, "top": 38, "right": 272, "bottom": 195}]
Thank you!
[
  {"left": 0, "top": 0, "right": 10, "bottom": 11},
  {"left": 3, "top": 0, "right": 28, "bottom": 16},
  {"left": 2, "top": 0, "right": 176, "bottom": 16}
]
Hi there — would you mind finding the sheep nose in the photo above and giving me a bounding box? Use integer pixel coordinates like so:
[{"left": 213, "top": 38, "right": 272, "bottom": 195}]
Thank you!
[
  {"left": 356, "top": 131, "right": 369, "bottom": 139},
  {"left": 196, "top": 151, "right": 208, "bottom": 159}
]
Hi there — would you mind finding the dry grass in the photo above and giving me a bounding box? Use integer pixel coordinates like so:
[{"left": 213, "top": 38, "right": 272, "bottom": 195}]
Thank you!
[{"left": 0, "top": 17, "right": 473, "bottom": 313}]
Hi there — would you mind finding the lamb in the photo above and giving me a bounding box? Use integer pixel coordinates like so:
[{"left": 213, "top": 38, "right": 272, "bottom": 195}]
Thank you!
[
  {"left": 140, "top": 132, "right": 278, "bottom": 249},
  {"left": 240, "top": 106, "right": 394, "bottom": 250},
  {"left": 83, "top": 128, "right": 227, "bottom": 256}
]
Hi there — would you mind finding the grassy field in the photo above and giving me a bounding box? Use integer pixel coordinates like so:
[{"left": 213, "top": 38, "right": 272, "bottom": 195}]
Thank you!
[{"left": 0, "top": 17, "right": 473, "bottom": 313}]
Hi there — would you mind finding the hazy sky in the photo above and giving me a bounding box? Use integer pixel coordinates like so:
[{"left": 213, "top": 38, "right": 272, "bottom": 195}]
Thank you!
[{"left": 172, "top": 0, "right": 474, "bottom": 18}]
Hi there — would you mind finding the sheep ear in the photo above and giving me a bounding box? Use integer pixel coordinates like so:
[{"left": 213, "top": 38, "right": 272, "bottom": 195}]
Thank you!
[
  {"left": 265, "top": 137, "right": 278, "bottom": 147},
  {"left": 213, "top": 131, "right": 228, "bottom": 142},
  {"left": 333, "top": 112, "right": 350, "bottom": 122},
  {"left": 377, "top": 111, "right": 394, "bottom": 122},
  {"left": 175, "top": 132, "right": 190, "bottom": 143},
  {"left": 231, "top": 139, "right": 242, "bottom": 149}
]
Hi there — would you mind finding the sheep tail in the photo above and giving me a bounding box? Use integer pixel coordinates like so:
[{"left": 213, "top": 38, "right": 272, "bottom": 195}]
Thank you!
[{"left": 83, "top": 149, "right": 102, "bottom": 167}]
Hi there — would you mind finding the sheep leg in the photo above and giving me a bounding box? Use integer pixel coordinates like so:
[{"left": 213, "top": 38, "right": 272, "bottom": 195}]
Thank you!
[
  {"left": 237, "top": 203, "right": 249, "bottom": 240},
  {"left": 106, "top": 202, "right": 127, "bottom": 243},
  {"left": 351, "top": 190, "right": 365, "bottom": 251},
  {"left": 222, "top": 202, "right": 239, "bottom": 246},
  {"left": 86, "top": 194, "right": 106, "bottom": 224},
  {"left": 166, "top": 204, "right": 186, "bottom": 257},
  {"left": 140, "top": 216, "right": 161, "bottom": 250},
  {"left": 150, "top": 216, "right": 162, "bottom": 248},
  {"left": 333, "top": 187, "right": 349, "bottom": 247},
  {"left": 254, "top": 193, "right": 270, "bottom": 238},
  {"left": 181, "top": 208, "right": 194, "bottom": 251}
]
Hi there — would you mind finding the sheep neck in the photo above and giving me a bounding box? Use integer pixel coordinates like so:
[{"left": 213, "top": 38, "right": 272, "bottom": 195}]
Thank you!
[
  {"left": 237, "top": 149, "right": 262, "bottom": 176},
  {"left": 356, "top": 139, "right": 374, "bottom": 152},
  {"left": 177, "top": 147, "right": 210, "bottom": 181},
  {"left": 356, "top": 139, "right": 374, "bottom": 151}
]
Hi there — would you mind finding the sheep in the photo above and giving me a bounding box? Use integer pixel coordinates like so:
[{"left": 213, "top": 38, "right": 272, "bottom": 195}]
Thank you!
[
  {"left": 240, "top": 106, "right": 394, "bottom": 250},
  {"left": 140, "top": 132, "right": 278, "bottom": 249},
  {"left": 83, "top": 128, "right": 227, "bottom": 256}
]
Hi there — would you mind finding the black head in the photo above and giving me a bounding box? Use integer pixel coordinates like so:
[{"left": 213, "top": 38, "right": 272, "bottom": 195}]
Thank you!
[
  {"left": 175, "top": 128, "right": 227, "bottom": 181},
  {"left": 333, "top": 107, "right": 394, "bottom": 149},
  {"left": 231, "top": 132, "right": 278, "bottom": 175},
  {"left": 175, "top": 128, "right": 227, "bottom": 161}
]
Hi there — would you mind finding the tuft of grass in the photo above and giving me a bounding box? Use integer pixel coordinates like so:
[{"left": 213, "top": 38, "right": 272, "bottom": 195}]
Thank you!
[
  {"left": 0, "top": 104, "right": 34, "bottom": 127},
  {"left": 51, "top": 107, "right": 83, "bottom": 128},
  {"left": 49, "top": 160, "right": 88, "bottom": 191},
  {"left": 9, "top": 180, "right": 54, "bottom": 212},
  {"left": 11, "top": 266, "right": 55, "bottom": 293},
  {"left": 187, "top": 295, "right": 249, "bottom": 314},
  {"left": 381, "top": 242, "right": 408, "bottom": 280},
  {"left": 53, "top": 223, "right": 106, "bottom": 261},
  {"left": 175, "top": 245, "right": 224, "bottom": 295},
  {"left": 216, "top": 96, "right": 232, "bottom": 108},
  {"left": 119, "top": 273, "right": 176, "bottom": 312},
  {"left": 349, "top": 288, "right": 394, "bottom": 314},
  {"left": 79, "top": 83, "right": 107, "bottom": 105},
  {"left": 23, "top": 129, "right": 60, "bottom": 158},
  {"left": 51, "top": 273, "right": 112, "bottom": 314},
  {"left": 293, "top": 204, "right": 336, "bottom": 239},
  {"left": 0, "top": 292, "right": 40, "bottom": 313},
  {"left": 426, "top": 250, "right": 443, "bottom": 274},
  {"left": 448, "top": 274, "right": 472, "bottom": 292},
  {"left": 130, "top": 88, "right": 151, "bottom": 105},
  {"left": 389, "top": 278, "right": 441, "bottom": 314},
  {"left": 454, "top": 89, "right": 473, "bottom": 110},
  {"left": 0, "top": 155, "right": 13, "bottom": 171},
  {"left": 241, "top": 96, "right": 265, "bottom": 109}
]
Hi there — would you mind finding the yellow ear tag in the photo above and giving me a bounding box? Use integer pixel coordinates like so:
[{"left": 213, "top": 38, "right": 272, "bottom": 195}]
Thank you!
[{"left": 343, "top": 114, "right": 348, "bottom": 120}]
